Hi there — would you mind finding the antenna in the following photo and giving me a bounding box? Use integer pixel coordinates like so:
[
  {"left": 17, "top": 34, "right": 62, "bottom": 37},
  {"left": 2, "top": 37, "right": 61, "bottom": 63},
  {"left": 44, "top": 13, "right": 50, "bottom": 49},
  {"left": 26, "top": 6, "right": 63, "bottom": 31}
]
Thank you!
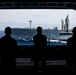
[{"left": 28, "top": 20, "right": 32, "bottom": 28}]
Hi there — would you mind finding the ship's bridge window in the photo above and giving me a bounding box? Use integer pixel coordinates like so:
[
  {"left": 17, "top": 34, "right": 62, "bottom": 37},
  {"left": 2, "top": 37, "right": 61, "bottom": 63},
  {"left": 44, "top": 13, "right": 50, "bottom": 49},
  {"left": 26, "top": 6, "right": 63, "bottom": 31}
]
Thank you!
[{"left": 0, "top": 9, "right": 75, "bottom": 46}]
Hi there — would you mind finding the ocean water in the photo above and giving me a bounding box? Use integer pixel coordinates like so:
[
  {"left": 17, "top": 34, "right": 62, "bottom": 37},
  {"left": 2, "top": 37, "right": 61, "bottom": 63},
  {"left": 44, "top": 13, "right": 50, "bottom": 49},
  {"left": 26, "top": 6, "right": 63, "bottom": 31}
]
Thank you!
[{"left": 17, "top": 40, "right": 67, "bottom": 46}]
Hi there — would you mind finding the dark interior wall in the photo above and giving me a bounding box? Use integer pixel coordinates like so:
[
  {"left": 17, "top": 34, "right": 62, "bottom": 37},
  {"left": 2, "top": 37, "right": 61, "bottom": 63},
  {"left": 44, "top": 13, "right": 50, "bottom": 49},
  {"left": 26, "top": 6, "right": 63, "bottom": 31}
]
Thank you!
[{"left": 0, "top": 0, "right": 75, "bottom": 2}]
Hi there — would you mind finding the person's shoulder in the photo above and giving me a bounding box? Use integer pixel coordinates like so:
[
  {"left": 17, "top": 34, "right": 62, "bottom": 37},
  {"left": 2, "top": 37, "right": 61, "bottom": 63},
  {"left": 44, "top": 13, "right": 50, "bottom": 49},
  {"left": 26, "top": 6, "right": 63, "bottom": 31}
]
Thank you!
[
  {"left": 67, "top": 36, "right": 73, "bottom": 41},
  {"left": 42, "top": 34, "right": 47, "bottom": 38},
  {"left": 68, "top": 36, "right": 73, "bottom": 39},
  {"left": 11, "top": 37, "right": 16, "bottom": 41},
  {"left": 0, "top": 36, "right": 5, "bottom": 40},
  {"left": 33, "top": 35, "right": 37, "bottom": 38}
]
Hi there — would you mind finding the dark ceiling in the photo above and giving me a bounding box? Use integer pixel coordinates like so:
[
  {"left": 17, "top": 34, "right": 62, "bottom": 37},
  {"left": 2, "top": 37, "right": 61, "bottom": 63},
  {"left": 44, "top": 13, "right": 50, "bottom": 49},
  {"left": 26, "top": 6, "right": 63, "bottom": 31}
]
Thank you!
[{"left": 0, "top": 0, "right": 76, "bottom": 9}]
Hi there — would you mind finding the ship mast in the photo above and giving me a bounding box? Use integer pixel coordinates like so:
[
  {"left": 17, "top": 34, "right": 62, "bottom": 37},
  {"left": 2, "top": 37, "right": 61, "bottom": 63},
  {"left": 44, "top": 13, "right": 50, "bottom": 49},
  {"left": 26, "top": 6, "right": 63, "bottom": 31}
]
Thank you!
[
  {"left": 61, "top": 19, "right": 64, "bottom": 31},
  {"left": 28, "top": 20, "right": 32, "bottom": 28},
  {"left": 65, "top": 15, "right": 69, "bottom": 32}
]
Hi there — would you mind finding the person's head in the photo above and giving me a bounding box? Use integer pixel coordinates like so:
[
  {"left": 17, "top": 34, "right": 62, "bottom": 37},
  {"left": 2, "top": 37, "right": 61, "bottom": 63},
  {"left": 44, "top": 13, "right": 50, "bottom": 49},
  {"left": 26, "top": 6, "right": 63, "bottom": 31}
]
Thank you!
[
  {"left": 5, "top": 27, "right": 12, "bottom": 36},
  {"left": 37, "top": 26, "right": 42, "bottom": 33},
  {"left": 72, "top": 27, "right": 76, "bottom": 36}
]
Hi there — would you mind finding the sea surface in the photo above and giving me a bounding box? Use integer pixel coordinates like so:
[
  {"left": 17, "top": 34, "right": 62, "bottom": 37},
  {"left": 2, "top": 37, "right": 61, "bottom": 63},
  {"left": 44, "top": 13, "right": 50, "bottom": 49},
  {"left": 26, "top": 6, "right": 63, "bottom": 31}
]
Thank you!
[{"left": 17, "top": 40, "right": 67, "bottom": 46}]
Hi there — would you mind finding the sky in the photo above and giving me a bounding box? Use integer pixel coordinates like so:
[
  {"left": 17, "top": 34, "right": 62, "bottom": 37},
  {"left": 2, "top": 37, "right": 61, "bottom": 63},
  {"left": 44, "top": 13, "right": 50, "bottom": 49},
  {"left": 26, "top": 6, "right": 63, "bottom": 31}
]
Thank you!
[{"left": 0, "top": 9, "right": 76, "bottom": 30}]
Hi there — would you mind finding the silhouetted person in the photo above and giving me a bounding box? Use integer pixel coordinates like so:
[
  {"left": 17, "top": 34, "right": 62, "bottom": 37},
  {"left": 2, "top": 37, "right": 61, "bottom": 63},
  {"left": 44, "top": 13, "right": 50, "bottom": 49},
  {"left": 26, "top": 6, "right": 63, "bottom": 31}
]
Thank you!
[
  {"left": 33, "top": 26, "right": 47, "bottom": 74},
  {"left": 67, "top": 27, "right": 76, "bottom": 72},
  {"left": 0, "top": 27, "right": 18, "bottom": 75}
]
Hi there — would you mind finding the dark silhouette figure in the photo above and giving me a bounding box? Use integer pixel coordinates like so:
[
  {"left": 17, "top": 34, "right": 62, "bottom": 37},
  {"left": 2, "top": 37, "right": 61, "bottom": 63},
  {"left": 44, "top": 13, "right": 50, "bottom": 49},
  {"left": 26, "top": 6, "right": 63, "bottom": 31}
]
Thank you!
[
  {"left": 33, "top": 26, "right": 47, "bottom": 74},
  {"left": 67, "top": 27, "right": 76, "bottom": 72},
  {"left": 0, "top": 27, "right": 18, "bottom": 75}
]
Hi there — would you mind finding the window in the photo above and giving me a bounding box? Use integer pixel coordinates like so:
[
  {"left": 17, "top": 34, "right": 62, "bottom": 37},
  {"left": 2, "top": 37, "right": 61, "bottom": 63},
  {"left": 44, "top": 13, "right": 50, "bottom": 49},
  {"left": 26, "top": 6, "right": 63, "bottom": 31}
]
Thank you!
[{"left": 0, "top": 9, "right": 75, "bottom": 45}]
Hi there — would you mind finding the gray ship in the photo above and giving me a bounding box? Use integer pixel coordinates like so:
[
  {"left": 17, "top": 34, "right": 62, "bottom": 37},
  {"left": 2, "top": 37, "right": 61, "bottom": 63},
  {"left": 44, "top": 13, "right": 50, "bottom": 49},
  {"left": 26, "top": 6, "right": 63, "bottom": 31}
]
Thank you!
[
  {"left": 11, "top": 15, "right": 72, "bottom": 41},
  {"left": 11, "top": 27, "right": 72, "bottom": 42}
]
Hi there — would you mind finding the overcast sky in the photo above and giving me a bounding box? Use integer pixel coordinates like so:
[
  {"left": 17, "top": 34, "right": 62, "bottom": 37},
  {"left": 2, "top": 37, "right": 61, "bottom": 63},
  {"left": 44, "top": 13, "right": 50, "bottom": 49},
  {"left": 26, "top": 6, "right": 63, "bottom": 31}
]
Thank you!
[{"left": 0, "top": 9, "right": 76, "bottom": 30}]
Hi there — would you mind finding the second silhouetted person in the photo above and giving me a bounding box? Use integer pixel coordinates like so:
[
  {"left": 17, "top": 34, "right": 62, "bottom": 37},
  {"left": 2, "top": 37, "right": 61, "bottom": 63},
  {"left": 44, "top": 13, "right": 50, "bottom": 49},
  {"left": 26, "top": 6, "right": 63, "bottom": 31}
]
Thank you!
[{"left": 33, "top": 26, "right": 47, "bottom": 74}]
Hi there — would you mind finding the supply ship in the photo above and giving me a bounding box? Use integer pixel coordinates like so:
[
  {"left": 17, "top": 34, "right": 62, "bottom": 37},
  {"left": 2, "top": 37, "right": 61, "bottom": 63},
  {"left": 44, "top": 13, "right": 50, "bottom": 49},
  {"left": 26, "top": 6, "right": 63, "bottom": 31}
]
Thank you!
[{"left": 11, "top": 15, "right": 72, "bottom": 42}]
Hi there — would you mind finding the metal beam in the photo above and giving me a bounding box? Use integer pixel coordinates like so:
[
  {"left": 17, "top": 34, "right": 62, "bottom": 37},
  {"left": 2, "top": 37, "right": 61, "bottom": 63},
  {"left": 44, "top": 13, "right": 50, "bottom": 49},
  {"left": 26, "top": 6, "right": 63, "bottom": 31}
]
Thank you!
[
  {"left": 20, "top": 3, "right": 23, "bottom": 7},
  {"left": 0, "top": 2, "right": 76, "bottom": 10},
  {"left": 11, "top": 3, "right": 15, "bottom": 7},
  {"left": 1, "top": 3, "right": 7, "bottom": 7},
  {"left": 64, "top": 3, "right": 67, "bottom": 7},
  {"left": 56, "top": 2, "right": 58, "bottom": 6}
]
